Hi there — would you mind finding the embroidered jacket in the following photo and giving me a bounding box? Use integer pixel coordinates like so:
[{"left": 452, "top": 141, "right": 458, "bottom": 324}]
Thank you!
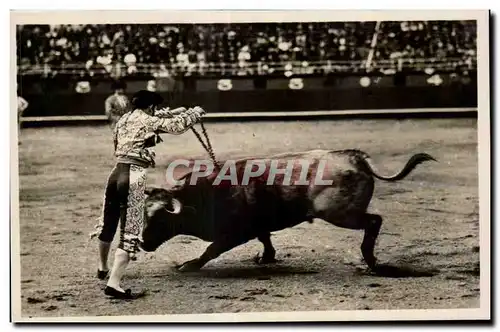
[{"left": 113, "top": 107, "right": 204, "bottom": 168}]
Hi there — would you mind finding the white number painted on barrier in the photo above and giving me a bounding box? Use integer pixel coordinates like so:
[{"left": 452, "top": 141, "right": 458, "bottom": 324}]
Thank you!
[
  {"left": 217, "top": 79, "right": 233, "bottom": 91},
  {"left": 75, "top": 81, "right": 91, "bottom": 94},
  {"left": 427, "top": 74, "right": 443, "bottom": 86},
  {"left": 289, "top": 78, "right": 304, "bottom": 90},
  {"left": 147, "top": 80, "right": 157, "bottom": 92}
]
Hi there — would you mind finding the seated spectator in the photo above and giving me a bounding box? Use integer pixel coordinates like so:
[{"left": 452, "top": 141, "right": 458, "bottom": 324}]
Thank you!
[{"left": 17, "top": 21, "right": 476, "bottom": 77}]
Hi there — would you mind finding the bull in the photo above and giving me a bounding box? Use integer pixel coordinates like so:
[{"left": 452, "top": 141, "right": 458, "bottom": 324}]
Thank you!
[{"left": 139, "top": 149, "right": 436, "bottom": 273}]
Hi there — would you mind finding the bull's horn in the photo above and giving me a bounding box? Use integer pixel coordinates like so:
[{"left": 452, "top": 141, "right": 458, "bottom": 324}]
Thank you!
[{"left": 165, "top": 198, "right": 182, "bottom": 214}]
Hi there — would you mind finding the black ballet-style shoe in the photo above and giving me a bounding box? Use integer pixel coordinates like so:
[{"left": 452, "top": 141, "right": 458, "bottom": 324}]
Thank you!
[
  {"left": 104, "top": 286, "right": 145, "bottom": 300},
  {"left": 104, "top": 286, "right": 134, "bottom": 299},
  {"left": 97, "top": 269, "right": 109, "bottom": 280}
]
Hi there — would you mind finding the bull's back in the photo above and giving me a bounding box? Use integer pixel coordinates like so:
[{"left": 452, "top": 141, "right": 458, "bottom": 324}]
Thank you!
[{"left": 180, "top": 149, "right": 372, "bottom": 239}]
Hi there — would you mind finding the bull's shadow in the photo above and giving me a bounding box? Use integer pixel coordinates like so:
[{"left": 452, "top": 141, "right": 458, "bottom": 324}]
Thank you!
[
  {"left": 359, "top": 263, "right": 439, "bottom": 278},
  {"left": 169, "top": 264, "right": 320, "bottom": 279},
  {"left": 164, "top": 261, "right": 438, "bottom": 279}
]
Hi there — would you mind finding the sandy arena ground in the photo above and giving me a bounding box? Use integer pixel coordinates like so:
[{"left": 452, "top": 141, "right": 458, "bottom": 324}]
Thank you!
[{"left": 16, "top": 117, "right": 479, "bottom": 319}]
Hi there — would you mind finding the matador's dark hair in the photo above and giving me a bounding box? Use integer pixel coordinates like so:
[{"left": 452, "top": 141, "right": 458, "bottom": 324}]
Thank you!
[{"left": 131, "top": 90, "right": 164, "bottom": 109}]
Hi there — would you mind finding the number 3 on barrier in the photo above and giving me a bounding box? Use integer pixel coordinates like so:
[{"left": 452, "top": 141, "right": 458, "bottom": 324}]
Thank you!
[
  {"left": 289, "top": 78, "right": 304, "bottom": 90},
  {"left": 217, "top": 79, "right": 233, "bottom": 91}
]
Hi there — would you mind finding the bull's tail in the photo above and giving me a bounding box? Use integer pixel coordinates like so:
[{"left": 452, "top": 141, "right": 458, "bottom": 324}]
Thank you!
[{"left": 361, "top": 153, "right": 437, "bottom": 182}]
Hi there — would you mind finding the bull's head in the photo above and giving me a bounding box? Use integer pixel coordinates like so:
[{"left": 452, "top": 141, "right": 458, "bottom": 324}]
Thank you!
[{"left": 139, "top": 187, "right": 184, "bottom": 252}]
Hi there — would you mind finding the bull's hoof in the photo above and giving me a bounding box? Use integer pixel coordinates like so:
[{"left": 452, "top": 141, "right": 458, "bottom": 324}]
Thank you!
[
  {"left": 253, "top": 253, "right": 279, "bottom": 265},
  {"left": 177, "top": 260, "right": 202, "bottom": 272},
  {"left": 362, "top": 256, "right": 377, "bottom": 271},
  {"left": 97, "top": 269, "right": 109, "bottom": 280}
]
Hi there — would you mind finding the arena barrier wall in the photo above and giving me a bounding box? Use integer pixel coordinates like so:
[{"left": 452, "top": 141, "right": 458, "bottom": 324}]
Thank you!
[{"left": 18, "top": 72, "right": 477, "bottom": 119}]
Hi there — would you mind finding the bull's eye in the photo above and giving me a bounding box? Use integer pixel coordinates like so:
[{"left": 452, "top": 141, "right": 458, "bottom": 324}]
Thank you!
[{"left": 146, "top": 201, "right": 164, "bottom": 218}]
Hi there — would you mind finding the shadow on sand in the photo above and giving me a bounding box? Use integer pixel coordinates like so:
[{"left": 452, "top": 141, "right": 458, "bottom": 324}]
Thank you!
[
  {"left": 362, "top": 263, "right": 440, "bottom": 278},
  {"left": 164, "top": 261, "right": 439, "bottom": 279},
  {"left": 171, "top": 265, "right": 320, "bottom": 279}
]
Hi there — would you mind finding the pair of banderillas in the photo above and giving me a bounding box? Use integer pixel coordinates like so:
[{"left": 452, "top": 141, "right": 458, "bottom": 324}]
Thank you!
[
  {"left": 165, "top": 83, "right": 218, "bottom": 168},
  {"left": 156, "top": 109, "right": 219, "bottom": 171},
  {"left": 190, "top": 119, "right": 220, "bottom": 171}
]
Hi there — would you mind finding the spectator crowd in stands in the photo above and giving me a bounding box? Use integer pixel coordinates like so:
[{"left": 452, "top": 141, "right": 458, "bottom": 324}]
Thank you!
[
  {"left": 16, "top": 21, "right": 477, "bottom": 77},
  {"left": 375, "top": 20, "right": 476, "bottom": 60}
]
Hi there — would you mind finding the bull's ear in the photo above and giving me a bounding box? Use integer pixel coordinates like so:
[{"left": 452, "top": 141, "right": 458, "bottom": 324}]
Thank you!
[{"left": 165, "top": 198, "right": 182, "bottom": 215}]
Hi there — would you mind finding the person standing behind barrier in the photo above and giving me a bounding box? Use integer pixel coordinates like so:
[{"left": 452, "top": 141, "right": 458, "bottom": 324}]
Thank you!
[
  {"left": 91, "top": 89, "right": 206, "bottom": 300},
  {"left": 105, "top": 80, "right": 130, "bottom": 130},
  {"left": 17, "top": 93, "right": 28, "bottom": 144}
]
